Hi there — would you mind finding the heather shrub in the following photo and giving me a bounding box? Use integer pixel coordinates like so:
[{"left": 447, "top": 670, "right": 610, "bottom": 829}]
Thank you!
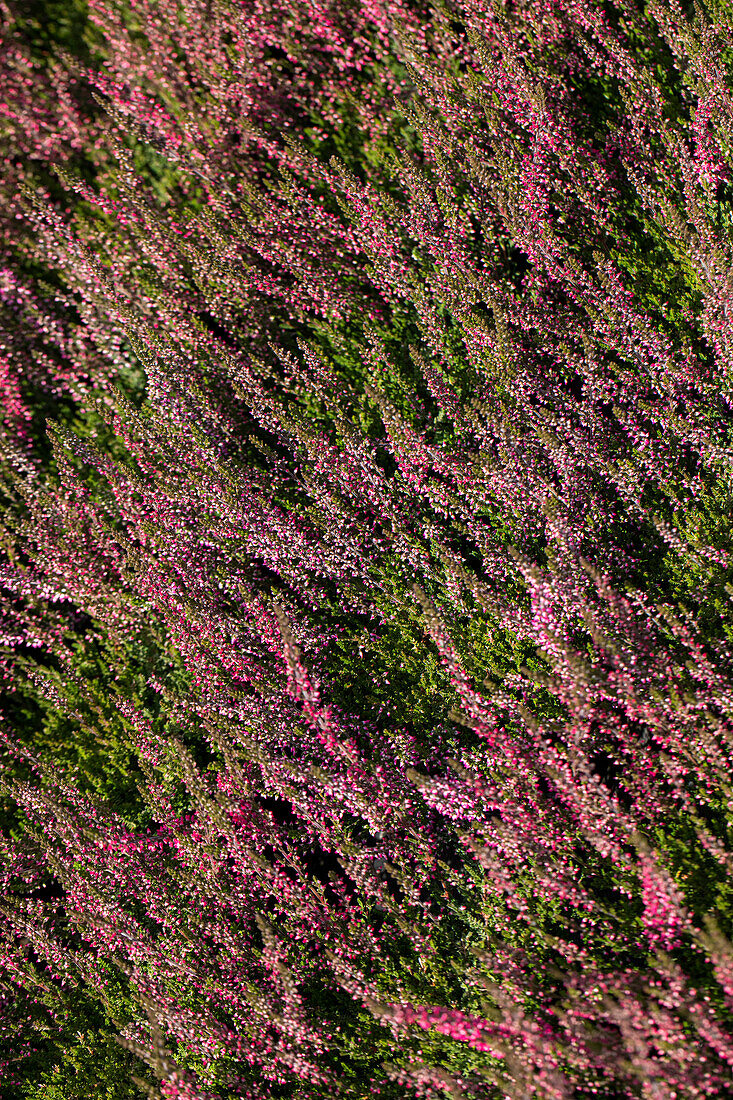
[
  {"left": 0, "top": 1, "right": 105, "bottom": 456},
  {"left": 7, "top": 1, "right": 733, "bottom": 1098}
]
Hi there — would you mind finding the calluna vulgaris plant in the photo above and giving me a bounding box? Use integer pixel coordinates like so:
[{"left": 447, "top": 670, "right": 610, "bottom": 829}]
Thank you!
[{"left": 6, "top": 0, "right": 733, "bottom": 1097}]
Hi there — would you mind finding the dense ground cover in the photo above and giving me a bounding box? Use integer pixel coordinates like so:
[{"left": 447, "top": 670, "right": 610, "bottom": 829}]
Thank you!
[{"left": 4, "top": 0, "right": 733, "bottom": 1096}]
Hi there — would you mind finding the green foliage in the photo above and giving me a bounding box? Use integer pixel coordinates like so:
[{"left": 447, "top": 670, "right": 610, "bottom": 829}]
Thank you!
[{"left": 6, "top": 0, "right": 91, "bottom": 65}]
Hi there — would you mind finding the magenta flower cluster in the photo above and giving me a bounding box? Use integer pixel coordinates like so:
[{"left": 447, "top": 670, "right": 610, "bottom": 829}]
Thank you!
[{"left": 3, "top": 0, "right": 733, "bottom": 1097}]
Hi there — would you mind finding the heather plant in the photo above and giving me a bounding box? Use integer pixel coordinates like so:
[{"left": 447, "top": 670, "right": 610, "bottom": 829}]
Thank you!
[
  {"left": 0, "top": 0, "right": 100, "bottom": 438},
  {"left": 9, "top": 0, "right": 733, "bottom": 1098}
]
